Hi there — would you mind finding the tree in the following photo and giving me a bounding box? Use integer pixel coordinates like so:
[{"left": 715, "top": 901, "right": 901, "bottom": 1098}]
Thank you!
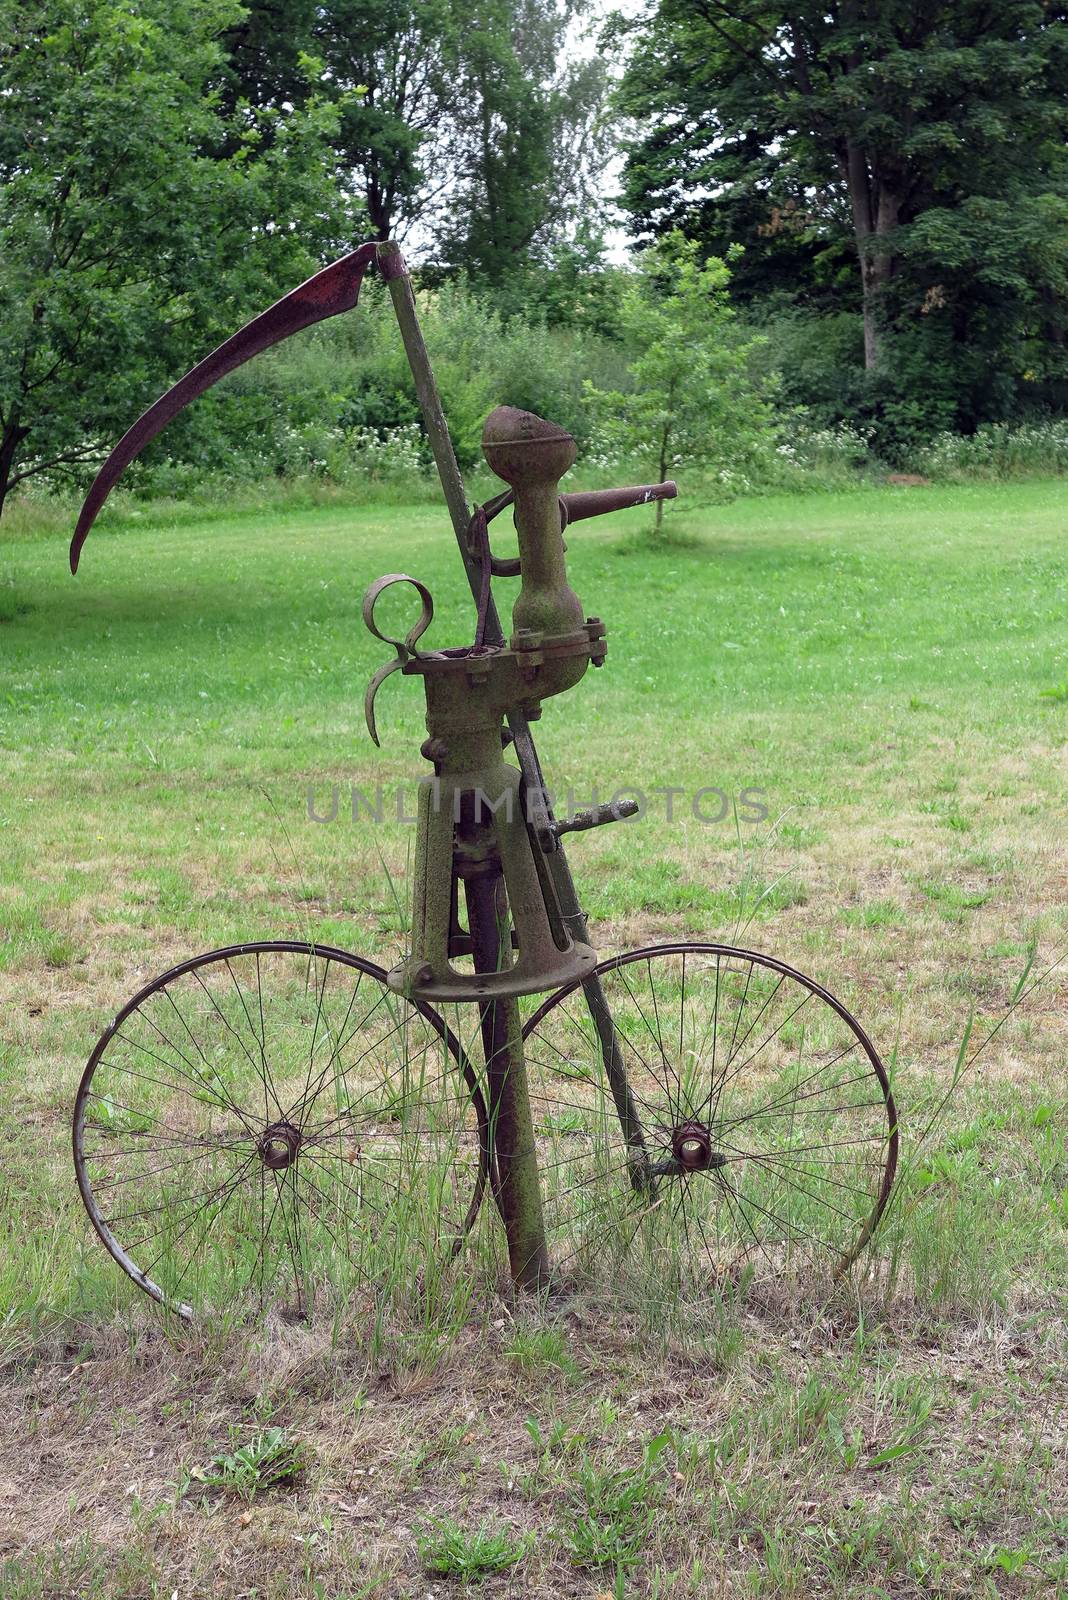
[
  {"left": 616, "top": 1, "right": 1068, "bottom": 419},
  {"left": 585, "top": 233, "right": 771, "bottom": 531},
  {"left": 217, "top": 0, "right": 321, "bottom": 115},
  {"left": 439, "top": 0, "right": 613, "bottom": 292},
  {"left": 0, "top": 0, "right": 345, "bottom": 520},
  {"left": 217, "top": 0, "right": 469, "bottom": 244},
  {"left": 314, "top": 0, "right": 465, "bottom": 243},
  {"left": 217, "top": 0, "right": 612, "bottom": 275}
]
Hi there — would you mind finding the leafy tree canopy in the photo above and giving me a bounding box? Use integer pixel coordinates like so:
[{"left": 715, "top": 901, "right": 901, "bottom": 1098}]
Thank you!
[
  {"left": 616, "top": 0, "right": 1068, "bottom": 446},
  {"left": 218, "top": 0, "right": 612, "bottom": 280},
  {"left": 0, "top": 0, "right": 349, "bottom": 516}
]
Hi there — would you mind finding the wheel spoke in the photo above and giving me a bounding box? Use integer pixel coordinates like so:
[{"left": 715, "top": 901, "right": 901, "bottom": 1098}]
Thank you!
[
  {"left": 74, "top": 944, "right": 488, "bottom": 1316},
  {"left": 715, "top": 1047, "right": 865, "bottom": 1131},
  {"left": 225, "top": 955, "right": 285, "bottom": 1125},
  {"left": 523, "top": 943, "right": 895, "bottom": 1300},
  {"left": 289, "top": 967, "right": 365, "bottom": 1130}
]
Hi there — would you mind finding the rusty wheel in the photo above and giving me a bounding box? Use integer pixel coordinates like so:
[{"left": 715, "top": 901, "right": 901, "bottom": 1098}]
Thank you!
[
  {"left": 73, "top": 942, "right": 489, "bottom": 1318},
  {"left": 522, "top": 943, "right": 897, "bottom": 1300}
]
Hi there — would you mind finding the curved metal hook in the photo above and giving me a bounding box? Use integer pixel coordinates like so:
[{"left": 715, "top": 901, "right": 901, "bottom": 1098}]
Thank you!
[{"left": 361, "top": 573, "right": 435, "bottom": 746}]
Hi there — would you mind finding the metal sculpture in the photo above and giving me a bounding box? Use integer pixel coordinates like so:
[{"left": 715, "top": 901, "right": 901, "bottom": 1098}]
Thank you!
[{"left": 70, "top": 240, "right": 898, "bottom": 1318}]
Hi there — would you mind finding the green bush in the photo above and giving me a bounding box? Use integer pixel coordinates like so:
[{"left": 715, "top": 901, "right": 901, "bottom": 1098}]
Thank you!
[
  {"left": 11, "top": 260, "right": 1064, "bottom": 518},
  {"left": 739, "top": 304, "right": 1053, "bottom": 466},
  {"left": 915, "top": 420, "right": 1068, "bottom": 480},
  {"left": 127, "top": 277, "right": 628, "bottom": 492},
  {"left": 744, "top": 306, "right": 868, "bottom": 431},
  {"left": 652, "top": 417, "right": 876, "bottom": 503}
]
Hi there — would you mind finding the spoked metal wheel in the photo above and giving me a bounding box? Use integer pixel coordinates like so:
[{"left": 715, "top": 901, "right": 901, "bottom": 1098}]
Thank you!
[
  {"left": 73, "top": 942, "right": 489, "bottom": 1318},
  {"left": 522, "top": 943, "right": 898, "bottom": 1305}
]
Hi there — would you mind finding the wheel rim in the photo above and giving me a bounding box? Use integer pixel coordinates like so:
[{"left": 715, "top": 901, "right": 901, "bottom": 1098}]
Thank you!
[
  {"left": 522, "top": 943, "right": 898, "bottom": 1301},
  {"left": 73, "top": 942, "right": 489, "bottom": 1318}
]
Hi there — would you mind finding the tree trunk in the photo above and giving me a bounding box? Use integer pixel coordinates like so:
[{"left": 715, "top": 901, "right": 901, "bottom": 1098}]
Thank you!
[
  {"left": 365, "top": 172, "right": 392, "bottom": 242},
  {"left": 656, "top": 422, "right": 670, "bottom": 533},
  {"left": 0, "top": 416, "right": 27, "bottom": 523},
  {"left": 844, "top": 143, "right": 900, "bottom": 372}
]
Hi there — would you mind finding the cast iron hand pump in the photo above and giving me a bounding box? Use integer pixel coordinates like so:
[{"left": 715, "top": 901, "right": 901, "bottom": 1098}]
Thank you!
[{"left": 69, "top": 241, "right": 898, "bottom": 1319}]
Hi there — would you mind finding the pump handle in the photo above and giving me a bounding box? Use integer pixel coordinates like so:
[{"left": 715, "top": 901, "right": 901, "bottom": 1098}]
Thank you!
[
  {"left": 473, "top": 479, "right": 679, "bottom": 578},
  {"left": 561, "top": 482, "right": 678, "bottom": 524}
]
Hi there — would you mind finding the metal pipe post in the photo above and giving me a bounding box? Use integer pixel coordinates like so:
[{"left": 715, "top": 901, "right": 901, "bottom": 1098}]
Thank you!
[{"left": 462, "top": 865, "right": 549, "bottom": 1289}]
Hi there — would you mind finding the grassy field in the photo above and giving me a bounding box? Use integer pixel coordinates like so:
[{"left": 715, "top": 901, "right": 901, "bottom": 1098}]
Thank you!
[{"left": 0, "top": 479, "right": 1066, "bottom": 1597}]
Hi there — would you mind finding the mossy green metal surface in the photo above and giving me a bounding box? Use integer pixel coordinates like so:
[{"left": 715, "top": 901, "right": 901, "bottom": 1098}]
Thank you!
[
  {"left": 366, "top": 401, "right": 623, "bottom": 1287},
  {"left": 377, "top": 405, "right": 607, "bottom": 1007}
]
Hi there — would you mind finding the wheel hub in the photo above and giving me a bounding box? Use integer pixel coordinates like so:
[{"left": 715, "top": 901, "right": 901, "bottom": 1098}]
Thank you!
[
  {"left": 671, "top": 1121, "right": 726, "bottom": 1173},
  {"left": 259, "top": 1120, "right": 302, "bottom": 1171}
]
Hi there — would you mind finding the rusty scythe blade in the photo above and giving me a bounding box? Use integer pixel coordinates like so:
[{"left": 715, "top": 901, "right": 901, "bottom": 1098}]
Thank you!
[{"left": 70, "top": 241, "right": 381, "bottom": 572}]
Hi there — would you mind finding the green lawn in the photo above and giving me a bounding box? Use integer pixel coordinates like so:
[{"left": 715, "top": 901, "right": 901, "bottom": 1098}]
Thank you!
[{"left": 1, "top": 480, "right": 1066, "bottom": 1597}]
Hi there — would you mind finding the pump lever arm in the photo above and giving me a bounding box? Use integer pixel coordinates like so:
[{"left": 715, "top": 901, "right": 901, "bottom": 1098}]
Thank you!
[
  {"left": 560, "top": 481, "right": 677, "bottom": 525},
  {"left": 473, "top": 479, "right": 679, "bottom": 578}
]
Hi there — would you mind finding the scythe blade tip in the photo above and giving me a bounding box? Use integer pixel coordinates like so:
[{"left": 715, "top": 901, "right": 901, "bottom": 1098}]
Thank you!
[{"left": 68, "top": 241, "right": 382, "bottom": 571}]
